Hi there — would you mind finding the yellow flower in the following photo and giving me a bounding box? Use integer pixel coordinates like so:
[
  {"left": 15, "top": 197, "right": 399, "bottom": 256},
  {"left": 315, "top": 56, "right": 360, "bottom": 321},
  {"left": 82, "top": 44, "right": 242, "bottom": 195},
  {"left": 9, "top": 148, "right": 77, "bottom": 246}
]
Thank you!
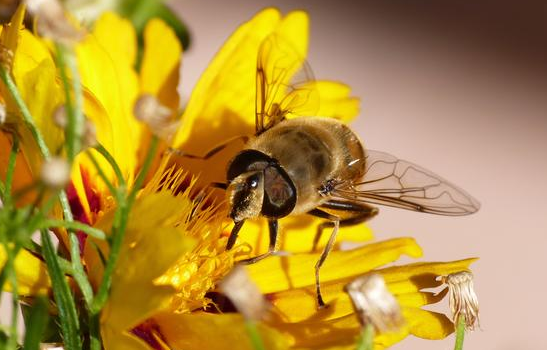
[
  {"left": 0, "top": 6, "right": 479, "bottom": 350},
  {"left": 0, "top": 6, "right": 181, "bottom": 223}
]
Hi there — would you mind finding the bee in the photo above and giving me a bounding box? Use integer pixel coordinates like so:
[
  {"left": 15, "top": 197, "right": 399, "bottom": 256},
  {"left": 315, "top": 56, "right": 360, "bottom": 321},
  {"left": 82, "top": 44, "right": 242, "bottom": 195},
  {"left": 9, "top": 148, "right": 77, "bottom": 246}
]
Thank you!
[{"left": 174, "top": 36, "right": 480, "bottom": 307}]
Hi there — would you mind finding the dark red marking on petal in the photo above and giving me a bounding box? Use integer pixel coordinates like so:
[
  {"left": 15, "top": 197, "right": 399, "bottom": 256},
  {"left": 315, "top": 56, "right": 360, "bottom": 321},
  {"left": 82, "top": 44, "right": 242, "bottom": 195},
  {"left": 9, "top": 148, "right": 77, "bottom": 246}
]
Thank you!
[
  {"left": 66, "top": 165, "right": 102, "bottom": 253},
  {"left": 132, "top": 320, "right": 168, "bottom": 350}
]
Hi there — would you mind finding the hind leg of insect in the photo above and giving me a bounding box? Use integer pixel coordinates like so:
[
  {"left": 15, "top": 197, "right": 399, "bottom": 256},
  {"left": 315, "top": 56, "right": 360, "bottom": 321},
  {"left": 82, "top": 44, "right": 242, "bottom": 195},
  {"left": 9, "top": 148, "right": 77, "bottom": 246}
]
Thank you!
[
  {"left": 227, "top": 219, "right": 279, "bottom": 264},
  {"left": 167, "top": 135, "right": 249, "bottom": 160},
  {"left": 308, "top": 200, "right": 378, "bottom": 252},
  {"left": 308, "top": 201, "right": 378, "bottom": 308}
]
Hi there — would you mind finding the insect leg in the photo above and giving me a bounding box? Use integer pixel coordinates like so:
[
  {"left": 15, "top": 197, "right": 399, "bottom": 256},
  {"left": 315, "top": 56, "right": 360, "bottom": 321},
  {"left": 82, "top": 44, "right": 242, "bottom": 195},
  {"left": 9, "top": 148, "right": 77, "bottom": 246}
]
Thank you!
[
  {"left": 315, "top": 218, "right": 340, "bottom": 308},
  {"left": 168, "top": 135, "right": 249, "bottom": 160},
  {"left": 308, "top": 200, "right": 378, "bottom": 252},
  {"left": 239, "top": 219, "right": 278, "bottom": 264},
  {"left": 226, "top": 220, "right": 245, "bottom": 250}
]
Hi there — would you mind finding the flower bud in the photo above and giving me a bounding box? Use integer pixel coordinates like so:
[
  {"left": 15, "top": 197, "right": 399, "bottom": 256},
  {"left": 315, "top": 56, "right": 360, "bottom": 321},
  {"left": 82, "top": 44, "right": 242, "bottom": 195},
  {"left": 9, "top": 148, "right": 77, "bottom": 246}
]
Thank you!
[
  {"left": 345, "top": 273, "right": 404, "bottom": 333},
  {"left": 82, "top": 119, "right": 97, "bottom": 148},
  {"left": 219, "top": 266, "right": 268, "bottom": 321},
  {"left": 134, "top": 94, "right": 178, "bottom": 140},
  {"left": 0, "top": 45, "right": 13, "bottom": 70},
  {"left": 40, "top": 157, "right": 70, "bottom": 189},
  {"left": 40, "top": 344, "right": 64, "bottom": 350},
  {"left": 441, "top": 271, "right": 479, "bottom": 331},
  {"left": 26, "top": 0, "right": 83, "bottom": 44},
  {"left": 52, "top": 105, "right": 67, "bottom": 129},
  {"left": 0, "top": 102, "right": 6, "bottom": 124}
]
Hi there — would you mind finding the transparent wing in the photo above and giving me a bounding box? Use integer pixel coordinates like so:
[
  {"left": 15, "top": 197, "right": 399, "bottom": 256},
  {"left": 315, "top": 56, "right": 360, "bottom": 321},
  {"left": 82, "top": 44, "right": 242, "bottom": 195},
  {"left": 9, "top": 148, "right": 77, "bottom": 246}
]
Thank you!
[
  {"left": 331, "top": 150, "right": 480, "bottom": 215},
  {"left": 255, "top": 35, "right": 319, "bottom": 134}
]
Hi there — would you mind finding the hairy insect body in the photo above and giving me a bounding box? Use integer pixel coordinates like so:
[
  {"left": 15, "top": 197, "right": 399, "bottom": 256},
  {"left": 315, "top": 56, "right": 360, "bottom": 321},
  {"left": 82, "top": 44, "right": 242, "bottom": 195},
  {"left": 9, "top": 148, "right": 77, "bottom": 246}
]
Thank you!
[{"left": 247, "top": 117, "right": 366, "bottom": 215}]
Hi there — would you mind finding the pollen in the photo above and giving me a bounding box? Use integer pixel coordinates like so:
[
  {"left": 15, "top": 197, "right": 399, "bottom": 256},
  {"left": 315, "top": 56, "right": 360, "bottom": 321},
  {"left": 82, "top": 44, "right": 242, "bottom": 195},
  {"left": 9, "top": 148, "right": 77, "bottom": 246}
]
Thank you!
[{"left": 157, "top": 236, "right": 246, "bottom": 313}]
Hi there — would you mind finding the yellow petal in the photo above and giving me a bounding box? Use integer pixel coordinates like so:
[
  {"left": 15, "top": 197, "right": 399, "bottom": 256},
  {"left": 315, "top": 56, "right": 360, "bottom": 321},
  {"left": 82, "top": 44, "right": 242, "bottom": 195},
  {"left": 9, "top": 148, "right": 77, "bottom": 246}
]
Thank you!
[
  {"left": 12, "top": 30, "right": 65, "bottom": 159},
  {"left": 101, "top": 329, "right": 154, "bottom": 350},
  {"left": 238, "top": 214, "right": 372, "bottom": 255},
  {"left": 269, "top": 314, "right": 357, "bottom": 349},
  {"left": 99, "top": 192, "right": 196, "bottom": 346},
  {"left": 168, "top": 9, "right": 285, "bottom": 198},
  {"left": 267, "top": 307, "right": 451, "bottom": 349},
  {"left": 263, "top": 258, "right": 470, "bottom": 324},
  {"left": 0, "top": 132, "right": 35, "bottom": 205},
  {"left": 378, "top": 258, "right": 478, "bottom": 294},
  {"left": 140, "top": 18, "right": 181, "bottom": 112},
  {"left": 0, "top": 246, "right": 50, "bottom": 296},
  {"left": 172, "top": 8, "right": 282, "bottom": 150},
  {"left": 313, "top": 81, "right": 360, "bottom": 122},
  {"left": 247, "top": 237, "right": 423, "bottom": 294},
  {"left": 69, "top": 89, "right": 120, "bottom": 222},
  {"left": 403, "top": 307, "right": 454, "bottom": 340},
  {"left": 0, "top": 3, "right": 25, "bottom": 58},
  {"left": 92, "top": 12, "right": 136, "bottom": 68},
  {"left": 154, "top": 312, "right": 289, "bottom": 350},
  {"left": 75, "top": 16, "right": 140, "bottom": 186}
]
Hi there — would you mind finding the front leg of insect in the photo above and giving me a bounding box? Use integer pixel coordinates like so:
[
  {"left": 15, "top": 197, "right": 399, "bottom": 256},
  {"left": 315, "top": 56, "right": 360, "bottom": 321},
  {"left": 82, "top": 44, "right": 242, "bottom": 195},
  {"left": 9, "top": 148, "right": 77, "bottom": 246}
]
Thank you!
[
  {"left": 238, "top": 219, "right": 279, "bottom": 264},
  {"left": 308, "top": 200, "right": 378, "bottom": 307}
]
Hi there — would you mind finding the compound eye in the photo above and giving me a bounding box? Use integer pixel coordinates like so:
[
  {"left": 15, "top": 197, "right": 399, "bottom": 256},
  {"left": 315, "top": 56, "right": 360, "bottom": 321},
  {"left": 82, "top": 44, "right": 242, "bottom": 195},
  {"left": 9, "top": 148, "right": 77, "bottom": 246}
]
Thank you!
[{"left": 246, "top": 173, "right": 261, "bottom": 189}]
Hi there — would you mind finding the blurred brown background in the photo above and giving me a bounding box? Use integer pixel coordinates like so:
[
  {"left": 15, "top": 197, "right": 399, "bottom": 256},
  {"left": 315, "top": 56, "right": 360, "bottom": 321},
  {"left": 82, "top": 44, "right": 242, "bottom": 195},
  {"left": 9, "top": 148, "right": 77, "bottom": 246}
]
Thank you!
[{"left": 172, "top": 0, "right": 547, "bottom": 349}]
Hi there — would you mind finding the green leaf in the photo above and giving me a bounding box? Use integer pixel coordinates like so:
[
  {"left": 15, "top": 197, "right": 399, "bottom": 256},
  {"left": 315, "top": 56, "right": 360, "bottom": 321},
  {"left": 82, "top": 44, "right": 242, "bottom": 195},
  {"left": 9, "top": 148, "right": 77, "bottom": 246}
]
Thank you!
[
  {"left": 23, "top": 296, "right": 50, "bottom": 350},
  {"left": 117, "top": 0, "right": 191, "bottom": 68},
  {"left": 118, "top": 0, "right": 190, "bottom": 48}
]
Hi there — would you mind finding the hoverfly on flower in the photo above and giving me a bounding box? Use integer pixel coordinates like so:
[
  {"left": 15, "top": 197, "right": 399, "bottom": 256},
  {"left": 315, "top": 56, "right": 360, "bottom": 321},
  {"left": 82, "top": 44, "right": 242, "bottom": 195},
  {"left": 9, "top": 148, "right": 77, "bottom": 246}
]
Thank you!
[{"left": 172, "top": 34, "right": 480, "bottom": 308}]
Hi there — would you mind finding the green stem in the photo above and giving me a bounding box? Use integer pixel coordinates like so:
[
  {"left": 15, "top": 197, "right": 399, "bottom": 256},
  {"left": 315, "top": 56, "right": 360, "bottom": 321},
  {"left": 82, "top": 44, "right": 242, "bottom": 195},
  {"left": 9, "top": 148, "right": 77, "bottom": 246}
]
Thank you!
[
  {"left": 40, "top": 219, "right": 106, "bottom": 240},
  {"left": 89, "top": 312, "right": 101, "bottom": 350},
  {"left": 0, "top": 234, "right": 19, "bottom": 350},
  {"left": 85, "top": 150, "right": 120, "bottom": 199},
  {"left": 0, "top": 56, "right": 93, "bottom": 307},
  {"left": 0, "top": 66, "right": 50, "bottom": 158},
  {"left": 127, "top": 136, "right": 158, "bottom": 206},
  {"left": 2, "top": 135, "right": 18, "bottom": 208},
  {"left": 89, "top": 202, "right": 128, "bottom": 314},
  {"left": 454, "top": 317, "right": 466, "bottom": 350},
  {"left": 58, "top": 190, "right": 94, "bottom": 307},
  {"left": 244, "top": 321, "right": 266, "bottom": 350},
  {"left": 356, "top": 323, "right": 374, "bottom": 350},
  {"left": 55, "top": 43, "right": 84, "bottom": 164},
  {"left": 93, "top": 143, "right": 126, "bottom": 188},
  {"left": 40, "top": 230, "right": 81, "bottom": 350},
  {"left": 90, "top": 136, "right": 159, "bottom": 314}
]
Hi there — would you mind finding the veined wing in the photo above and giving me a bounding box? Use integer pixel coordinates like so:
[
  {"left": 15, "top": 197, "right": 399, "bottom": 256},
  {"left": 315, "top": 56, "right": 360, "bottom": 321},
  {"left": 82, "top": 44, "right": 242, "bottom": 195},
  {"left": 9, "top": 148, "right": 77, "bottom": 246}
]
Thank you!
[
  {"left": 255, "top": 35, "right": 319, "bottom": 134},
  {"left": 331, "top": 150, "right": 480, "bottom": 215}
]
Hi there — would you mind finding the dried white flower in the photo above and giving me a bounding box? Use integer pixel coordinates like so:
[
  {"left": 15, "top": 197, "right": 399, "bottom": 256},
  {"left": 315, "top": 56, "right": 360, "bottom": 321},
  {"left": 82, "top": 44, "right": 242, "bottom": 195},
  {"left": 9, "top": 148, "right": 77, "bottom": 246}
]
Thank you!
[
  {"left": 345, "top": 273, "right": 404, "bottom": 333},
  {"left": 219, "top": 265, "right": 268, "bottom": 321},
  {"left": 442, "top": 271, "right": 480, "bottom": 331}
]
